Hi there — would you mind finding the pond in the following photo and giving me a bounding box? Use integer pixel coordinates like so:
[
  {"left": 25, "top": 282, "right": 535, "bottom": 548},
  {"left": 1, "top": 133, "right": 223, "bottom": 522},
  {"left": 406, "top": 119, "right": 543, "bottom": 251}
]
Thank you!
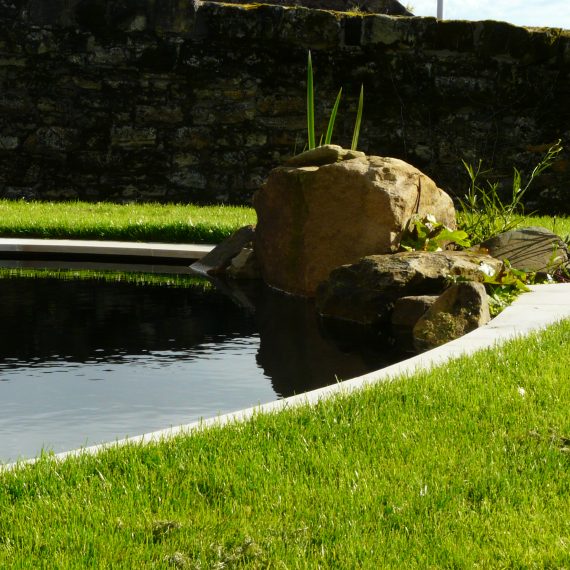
[{"left": 0, "top": 267, "right": 407, "bottom": 463}]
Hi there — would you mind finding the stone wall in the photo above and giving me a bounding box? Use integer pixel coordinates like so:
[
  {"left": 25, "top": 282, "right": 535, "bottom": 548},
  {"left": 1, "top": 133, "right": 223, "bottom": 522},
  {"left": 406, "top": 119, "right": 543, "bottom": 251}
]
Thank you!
[{"left": 1, "top": 0, "right": 569, "bottom": 212}]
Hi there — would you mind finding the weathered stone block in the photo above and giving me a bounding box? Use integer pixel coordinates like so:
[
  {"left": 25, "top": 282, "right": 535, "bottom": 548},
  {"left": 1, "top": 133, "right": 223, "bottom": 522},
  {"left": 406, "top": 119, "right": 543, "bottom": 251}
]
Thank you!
[
  {"left": 0, "top": 135, "right": 19, "bottom": 150},
  {"left": 111, "top": 126, "right": 157, "bottom": 148}
]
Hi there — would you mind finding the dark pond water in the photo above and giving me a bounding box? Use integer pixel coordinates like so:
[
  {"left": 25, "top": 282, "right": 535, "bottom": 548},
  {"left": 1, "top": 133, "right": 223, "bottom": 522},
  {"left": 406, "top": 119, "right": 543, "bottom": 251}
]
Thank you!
[{"left": 0, "top": 273, "right": 406, "bottom": 463}]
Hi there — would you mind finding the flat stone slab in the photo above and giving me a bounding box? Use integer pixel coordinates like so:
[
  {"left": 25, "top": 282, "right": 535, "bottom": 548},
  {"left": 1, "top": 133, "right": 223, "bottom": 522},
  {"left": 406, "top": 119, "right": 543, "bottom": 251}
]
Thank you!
[
  {"left": 479, "top": 226, "right": 568, "bottom": 272},
  {"left": 0, "top": 238, "right": 214, "bottom": 261}
]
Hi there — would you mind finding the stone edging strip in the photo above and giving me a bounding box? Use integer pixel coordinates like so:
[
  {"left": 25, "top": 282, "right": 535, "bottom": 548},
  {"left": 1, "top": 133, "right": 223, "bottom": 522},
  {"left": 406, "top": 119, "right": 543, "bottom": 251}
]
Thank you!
[
  {"left": 2, "top": 283, "right": 570, "bottom": 472},
  {"left": 0, "top": 238, "right": 214, "bottom": 261}
]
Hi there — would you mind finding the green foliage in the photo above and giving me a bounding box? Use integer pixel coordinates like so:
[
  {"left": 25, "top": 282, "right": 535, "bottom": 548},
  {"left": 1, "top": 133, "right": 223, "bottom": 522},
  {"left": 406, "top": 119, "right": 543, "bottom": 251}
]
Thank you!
[
  {"left": 458, "top": 140, "right": 563, "bottom": 243},
  {"left": 0, "top": 200, "right": 256, "bottom": 244},
  {"left": 324, "top": 88, "right": 342, "bottom": 145},
  {"left": 1, "top": 320, "right": 570, "bottom": 566},
  {"left": 306, "top": 51, "right": 364, "bottom": 151},
  {"left": 306, "top": 51, "right": 316, "bottom": 150},
  {"left": 351, "top": 84, "right": 364, "bottom": 151},
  {"left": 479, "top": 261, "right": 531, "bottom": 316},
  {"left": 400, "top": 214, "right": 471, "bottom": 252}
]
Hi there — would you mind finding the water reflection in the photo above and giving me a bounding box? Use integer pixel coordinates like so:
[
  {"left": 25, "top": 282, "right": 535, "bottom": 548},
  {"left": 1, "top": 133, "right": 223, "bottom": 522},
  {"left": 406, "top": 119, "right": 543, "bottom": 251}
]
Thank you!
[
  {"left": 0, "top": 277, "right": 257, "bottom": 367},
  {"left": 245, "top": 283, "right": 398, "bottom": 396},
  {"left": 0, "top": 272, "right": 407, "bottom": 461}
]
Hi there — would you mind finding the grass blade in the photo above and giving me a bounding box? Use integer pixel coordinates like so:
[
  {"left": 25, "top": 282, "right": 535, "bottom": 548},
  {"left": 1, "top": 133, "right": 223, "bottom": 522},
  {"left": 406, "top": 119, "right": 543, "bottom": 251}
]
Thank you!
[
  {"left": 324, "top": 88, "right": 342, "bottom": 145},
  {"left": 351, "top": 84, "right": 364, "bottom": 150},
  {"left": 307, "top": 51, "right": 316, "bottom": 150}
]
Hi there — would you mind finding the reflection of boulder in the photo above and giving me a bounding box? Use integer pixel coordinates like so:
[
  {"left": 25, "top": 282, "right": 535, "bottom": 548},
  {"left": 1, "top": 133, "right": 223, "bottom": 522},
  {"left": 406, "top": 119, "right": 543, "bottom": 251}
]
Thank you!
[
  {"left": 252, "top": 285, "right": 400, "bottom": 397},
  {"left": 253, "top": 147, "right": 456, "bottom": 296}
]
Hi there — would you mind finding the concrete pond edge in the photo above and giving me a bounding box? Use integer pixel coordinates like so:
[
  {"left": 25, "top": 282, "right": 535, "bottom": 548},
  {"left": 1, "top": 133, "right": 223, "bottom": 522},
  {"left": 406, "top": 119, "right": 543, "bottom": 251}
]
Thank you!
[{"left": 2, "top": 263, "right": 570, "bottom": 471}]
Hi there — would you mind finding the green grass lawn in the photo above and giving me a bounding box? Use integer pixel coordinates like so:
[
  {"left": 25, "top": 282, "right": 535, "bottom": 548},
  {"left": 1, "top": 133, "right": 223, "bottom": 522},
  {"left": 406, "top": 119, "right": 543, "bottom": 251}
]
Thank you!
[
  {"left": 1, "top": 319, "right": 569, "bottom": 568},
  {"left": 0, "top": 199, "right": 569, "bottom": 245},
  {"left": 0, "top": 200, "right": 256, "bottom": 244}
]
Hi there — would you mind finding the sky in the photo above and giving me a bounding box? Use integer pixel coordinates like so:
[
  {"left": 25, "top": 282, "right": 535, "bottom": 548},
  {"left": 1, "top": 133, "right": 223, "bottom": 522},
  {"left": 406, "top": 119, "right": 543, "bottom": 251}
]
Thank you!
[{"left": 408, "top": 0, "right": 570, "bottom": 30}]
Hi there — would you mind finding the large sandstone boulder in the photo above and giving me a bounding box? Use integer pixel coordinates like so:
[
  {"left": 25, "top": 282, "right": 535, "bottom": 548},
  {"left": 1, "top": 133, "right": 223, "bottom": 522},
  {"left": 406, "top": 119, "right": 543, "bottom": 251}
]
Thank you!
[
  {"left": 413, "top": 282, "right": 491, "bottom": 351},
  {"left": 316, "top": 250, "right": 502, "bottom": 325},
  {"left": 478, "top": 226, "right": 568, "bottom": 273},
  {"left": 253, "top": 146, "right": 456, "bottom": 296}
]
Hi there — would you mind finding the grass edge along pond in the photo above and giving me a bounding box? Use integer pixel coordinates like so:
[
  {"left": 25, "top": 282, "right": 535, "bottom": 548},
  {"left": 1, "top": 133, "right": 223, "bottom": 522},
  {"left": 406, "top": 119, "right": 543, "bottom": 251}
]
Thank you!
[
  {"left": 1, "top": 200, "right": 570, "bottom": 245},
  {"left": 1, "top": 319, "right": 569, "bottom": 567},
  {"left": 0, "top": 200, "right": 256, "bottom": 244}
]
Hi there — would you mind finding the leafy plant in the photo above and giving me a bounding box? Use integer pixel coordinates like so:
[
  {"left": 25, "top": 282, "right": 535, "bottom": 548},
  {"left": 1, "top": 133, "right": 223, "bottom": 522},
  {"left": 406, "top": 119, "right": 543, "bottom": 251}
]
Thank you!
[
  {"left": 482, "top": 261, "right": 532, "bottom": 316},
  {"left": 324, "top": 88, "right": 342, "bottom": 146},
  {"left": 306, "top": 51, "right": 316, "bottom": 150},
  {"left": 351, "top": 84, "right": 364, "bottom": 151},
  {"left": 458, "top": 140, "right": 563, "bottom": 243},
  {"left": 399, "top": 214, "right": 471, "bottom": 252},
  {"left": 306, "top": 51, "right": 364, "bottom": 151}
]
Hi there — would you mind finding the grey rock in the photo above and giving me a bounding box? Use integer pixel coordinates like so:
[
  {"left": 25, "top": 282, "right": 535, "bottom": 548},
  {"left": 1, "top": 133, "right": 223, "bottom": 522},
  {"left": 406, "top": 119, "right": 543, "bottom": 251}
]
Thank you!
[
  {"left": 479, "top": 226, "right": 568, "bottom": 273},
  {"left": 316, "top": 250, "right": 502, "bottom": 325},
  {"left": 191, "top": 225, "right": 255, "bottom": 276},
  {"left": 285, "top": 145, "right": 366, "bottom": 167},
  {"left": 413, "top": 281, "right": 490, "bottom": 351}
]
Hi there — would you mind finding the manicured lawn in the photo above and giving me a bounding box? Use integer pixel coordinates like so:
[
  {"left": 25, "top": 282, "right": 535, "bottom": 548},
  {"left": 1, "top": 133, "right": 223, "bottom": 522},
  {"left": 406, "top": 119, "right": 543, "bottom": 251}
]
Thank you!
[
  {"left": 0, "top": 200, "right": 256, "bottom": 244},
  {"left": 1, "top": 319, "right": 569, "bottom": 567},
  {"left": 0, "top": 199, "right": 569, "bottom": 245}
]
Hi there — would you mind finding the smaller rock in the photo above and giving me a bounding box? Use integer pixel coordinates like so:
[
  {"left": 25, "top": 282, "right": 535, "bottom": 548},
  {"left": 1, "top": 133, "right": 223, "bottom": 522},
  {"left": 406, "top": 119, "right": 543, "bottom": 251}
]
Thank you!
[
  {"left": 479, "top": 226, "right": 568, "bottom": 273},
  {"left": 316, "top": 250, "right": 502, "bottom": 325},
  {"left": 227, "top": 247, "right": 261, "bottom": 279},
  {"left": 190, "top": 225, "right": 255, "bottom": 276},
  {"left": 285, "top": 144, "right": 366, "bottom": 167},
  {"left": 413, "top": 281, "right": 490, "bottom": 352},
  {"left": 391, "top": 295, "right": 438, "bottom": 328},
  {"left": 391, "top": 294, "right": 438, "bottom": 350}
]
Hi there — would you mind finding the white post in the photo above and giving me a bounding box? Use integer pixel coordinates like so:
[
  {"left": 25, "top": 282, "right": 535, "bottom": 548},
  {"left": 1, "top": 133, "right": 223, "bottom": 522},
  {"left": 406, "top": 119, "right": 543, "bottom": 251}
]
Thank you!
[{"left": 437, "top": 0, "right": 443, "bottom": 19}]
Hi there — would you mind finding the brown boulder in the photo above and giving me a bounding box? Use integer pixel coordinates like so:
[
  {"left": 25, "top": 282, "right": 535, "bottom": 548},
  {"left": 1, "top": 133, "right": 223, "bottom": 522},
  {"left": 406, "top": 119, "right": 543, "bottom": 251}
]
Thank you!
[
  {"left": 253, "top": 152, "right": 456, "bottom": 296},
  {"left": 413, "top": 282, "right": 491, "bottom": 351},
  {"left": 316, "top": 250, "right": 502, "bottom": 325}
]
